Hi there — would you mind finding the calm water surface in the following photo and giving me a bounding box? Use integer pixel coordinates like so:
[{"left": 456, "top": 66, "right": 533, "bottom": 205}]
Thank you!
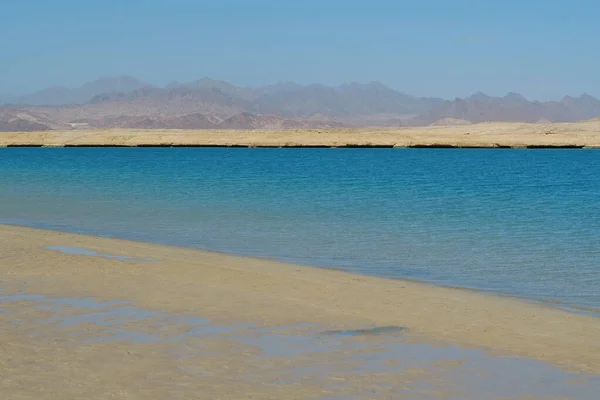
[{"left": 1, "top": 148, "right": 599, "bottom": 314}]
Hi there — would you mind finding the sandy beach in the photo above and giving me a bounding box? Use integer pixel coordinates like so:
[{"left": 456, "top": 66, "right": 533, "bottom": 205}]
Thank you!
[
  {"left": 1, "top": 224, "right": 599, "bottom": 399},
  {"left": 1, "top": 120, "right": 600, "bottom": 148}
]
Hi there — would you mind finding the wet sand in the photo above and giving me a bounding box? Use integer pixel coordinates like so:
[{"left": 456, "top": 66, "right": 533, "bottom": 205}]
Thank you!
[
  {"left": 1, "top": 120, "right": 600, "bottom": 148},
  {"left": 2, "top": 224, "right": 600, "bottom": 399}
]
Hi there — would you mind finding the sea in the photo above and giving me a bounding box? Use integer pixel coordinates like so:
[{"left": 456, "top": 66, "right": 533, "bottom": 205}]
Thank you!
[{"left": 1, "top": 147, "right": 599, "bottom": 315}]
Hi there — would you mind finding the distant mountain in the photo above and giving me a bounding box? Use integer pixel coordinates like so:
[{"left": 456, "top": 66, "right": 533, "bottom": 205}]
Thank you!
[
  {"left": 1, "top": 77, "right": 599, "bottom": 131},
  {"left": 0, "top": 109, "right": 52, "bottom": 131},
  {"left": 11, "top": 76, "right": 149, "bottom": 106},
  {"left": 164, "top": 80, "right": 438, "bottom": 117},
  {"left": 0, "top": 118, "right": 51, "bottom": 132},
  {"left": 168, "top": 78, "right": 258, "bottom": 101},
  {"left": 254, "top": 82, "right": 444, "bottom": 117},
  {"left": 91, "top": 113, "right": 219, "bottom": 130},
  {"left": 559, "top": 94, "right": 600, "bottom": 121},
  {"left": 218, "top": 112, "right": 283, "bottom": 129},
  {"left": 70, "top": 111, "right": 345, "bottom": 130},
  {"left": 87, "top": 81, "right": 437, "bottom": 118},
  {"left": 89, "top": 86, "right": 252, "bottom": 108},
  {"left": 412, "top": 92, "right": 600, "bottom": 125}
]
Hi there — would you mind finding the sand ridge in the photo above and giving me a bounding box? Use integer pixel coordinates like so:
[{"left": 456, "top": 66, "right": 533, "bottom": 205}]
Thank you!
[{"left": 1, "top": 120, "right": 600, "bottom": 148}]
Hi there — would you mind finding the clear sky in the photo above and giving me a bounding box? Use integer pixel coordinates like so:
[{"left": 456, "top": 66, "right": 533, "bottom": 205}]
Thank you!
[{"left": 1, "top": 0, "right": 598, "bottom": 99}]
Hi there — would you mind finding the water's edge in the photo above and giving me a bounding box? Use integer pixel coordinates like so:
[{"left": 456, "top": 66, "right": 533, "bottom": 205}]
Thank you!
[
  {"left": 5, "top": 221, "right": 598, "bottom": 319},
  {"left": 3, "top": 144, "right": 599, "bottom": 149},
  {"left": 3, "top": 148, "right": 598, "bottom": 317}
]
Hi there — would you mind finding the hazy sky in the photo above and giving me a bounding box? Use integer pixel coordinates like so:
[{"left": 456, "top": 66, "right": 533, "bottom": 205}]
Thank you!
[{"left": 1, "top": 0, "right": 598, "bottom": 99}]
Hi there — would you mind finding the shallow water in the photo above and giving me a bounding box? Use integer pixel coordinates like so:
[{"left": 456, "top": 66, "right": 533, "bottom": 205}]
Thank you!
[
  {"left": 46, "top": 245, "right": 156, "bottom": 261},
  {"left": 1, "top": 148, "right": 599, "bottom": 314},
  {"left": 1, "top": 290, "right": 598, "bottom": 399}
]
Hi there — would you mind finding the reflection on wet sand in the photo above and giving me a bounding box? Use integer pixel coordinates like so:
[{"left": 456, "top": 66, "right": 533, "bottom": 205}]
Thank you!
[
  {"left": 46, "top": 245, "right": 156, "bottom": 261},
  {"left": 2, "top": 225, "right": 600, "bottom": 399},
  {"left": 1, "top": 290, "right": 598, "bottom": 399}
]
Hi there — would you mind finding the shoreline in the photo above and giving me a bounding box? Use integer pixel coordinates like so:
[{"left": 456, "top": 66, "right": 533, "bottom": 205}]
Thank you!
[
  {"left": 2, "top": 223, "right": 599, "bottom": 374},
  {"left": 1, "top": 120, "right": 600, "bottom": 148},
  {"left": 5, "top": 220, "right": 599, "bottom": 318}
]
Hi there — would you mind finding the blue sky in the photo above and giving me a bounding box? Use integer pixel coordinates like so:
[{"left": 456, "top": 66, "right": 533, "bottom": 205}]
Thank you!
[{"left": 1, "top": 0, "right": 598, "bottom": 99}]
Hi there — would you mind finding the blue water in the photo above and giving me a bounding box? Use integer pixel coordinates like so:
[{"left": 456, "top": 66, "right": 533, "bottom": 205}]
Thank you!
[{"left": 1, "top": 148, "right": 599, "bottom": 314}]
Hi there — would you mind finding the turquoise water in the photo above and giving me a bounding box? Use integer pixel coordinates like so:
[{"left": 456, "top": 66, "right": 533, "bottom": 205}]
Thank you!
[{"left": 1, "top": 148, "right": 599, "bottom": 314}]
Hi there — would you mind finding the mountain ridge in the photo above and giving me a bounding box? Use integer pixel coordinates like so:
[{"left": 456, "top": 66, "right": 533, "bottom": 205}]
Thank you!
[{"left": 1, "top": 77, "right": 599, "bottom": 131}]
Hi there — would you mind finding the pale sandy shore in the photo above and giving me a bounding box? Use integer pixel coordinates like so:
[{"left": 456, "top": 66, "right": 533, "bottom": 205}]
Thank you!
[
  {"left": 2, "top": 225, "right": 600, "bottom": 399},
  {"left": 1, "top": 120, "right": 600, "bottom": 148}
]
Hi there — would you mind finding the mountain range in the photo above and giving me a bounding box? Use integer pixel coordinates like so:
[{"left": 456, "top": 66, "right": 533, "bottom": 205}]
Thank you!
[{"left": 1, "top": 76, "right": 599, "bottom": 131}]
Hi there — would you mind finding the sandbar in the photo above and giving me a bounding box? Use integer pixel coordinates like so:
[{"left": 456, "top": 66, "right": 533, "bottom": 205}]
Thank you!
[{"left": 1, "top": 120, "right": 600, "bottom": 148}]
